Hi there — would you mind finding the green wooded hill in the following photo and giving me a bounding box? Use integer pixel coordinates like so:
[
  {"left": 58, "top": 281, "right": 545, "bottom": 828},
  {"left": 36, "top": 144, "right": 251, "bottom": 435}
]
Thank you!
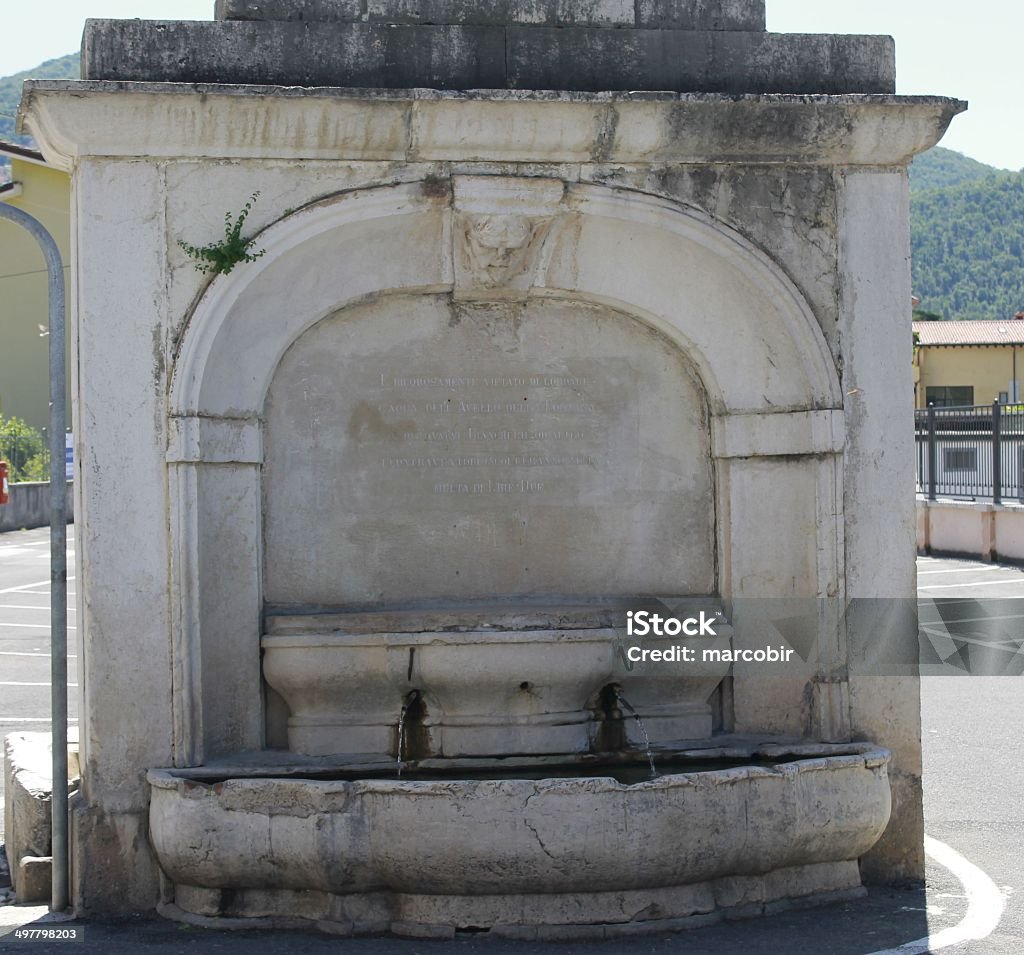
[
  {"left": 0, "top": 53, "right": 80, "bottom": 144},
  {"left": 909, "top": 146, "right": 1008, "bottom": 194},
  {"left": 911, "top": 149, "right": 1024, "bottom": 321}
]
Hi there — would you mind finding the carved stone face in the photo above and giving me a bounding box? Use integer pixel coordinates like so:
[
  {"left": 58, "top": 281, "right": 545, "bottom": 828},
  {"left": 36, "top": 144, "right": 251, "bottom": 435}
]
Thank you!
[
  {"left": 462, "top": 214, "right": 544, "bottom": 287},
  {"left": 467, "top": 214, "right": 533, "bottom": 250}
]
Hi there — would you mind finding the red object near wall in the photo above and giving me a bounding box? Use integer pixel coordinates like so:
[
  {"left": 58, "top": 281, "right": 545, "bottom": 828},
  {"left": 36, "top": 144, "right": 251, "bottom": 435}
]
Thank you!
[{"left": 0, "top": 461, "right": 9, "bottom": 505}]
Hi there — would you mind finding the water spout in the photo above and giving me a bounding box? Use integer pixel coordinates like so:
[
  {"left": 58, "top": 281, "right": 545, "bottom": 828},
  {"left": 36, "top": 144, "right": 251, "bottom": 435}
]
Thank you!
[
  {"left": 397, "top": 690, "right": 421, "bottom": 778},
  {"left": 613, "top": 686, "right": 658, "bottom": 779}
]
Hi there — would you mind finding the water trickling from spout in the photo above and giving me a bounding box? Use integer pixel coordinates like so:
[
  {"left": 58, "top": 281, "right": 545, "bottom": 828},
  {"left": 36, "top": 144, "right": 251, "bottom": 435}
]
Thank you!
[
  {"left": 397, "top": 690, "right": 420, "bottom": 778},
  {"left": 614, "top": 688, "right": 658, "bottom": 779}
]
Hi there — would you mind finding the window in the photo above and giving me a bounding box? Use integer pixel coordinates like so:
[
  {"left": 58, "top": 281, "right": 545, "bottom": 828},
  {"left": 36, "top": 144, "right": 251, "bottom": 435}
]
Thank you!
[
  {"left": 927, "top": 386, "right": 974, "bottom": 408},
  {"left": 943, "top": 448, "right": 978, "bottom": 472},
  {"left": 999, "top": 392, "right": 1009, "bottom": 404}
]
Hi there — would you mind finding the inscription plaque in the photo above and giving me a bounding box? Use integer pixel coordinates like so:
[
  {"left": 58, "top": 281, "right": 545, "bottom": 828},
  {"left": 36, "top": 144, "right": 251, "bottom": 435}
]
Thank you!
[
  {"left": 361, "top": 361, "right": 631, "bottom": 504},
  {"left": 264, "top": 294, "right": 714, "bottom": 605}
]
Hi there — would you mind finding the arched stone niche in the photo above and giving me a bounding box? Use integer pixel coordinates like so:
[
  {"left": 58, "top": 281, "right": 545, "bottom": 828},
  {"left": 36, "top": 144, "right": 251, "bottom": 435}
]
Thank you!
[
  {"left": 263, "top": 293, "right": 715, "bottom": 606},
  {"left": 167, "top": 177, "right": 845, "bottom": 763}
]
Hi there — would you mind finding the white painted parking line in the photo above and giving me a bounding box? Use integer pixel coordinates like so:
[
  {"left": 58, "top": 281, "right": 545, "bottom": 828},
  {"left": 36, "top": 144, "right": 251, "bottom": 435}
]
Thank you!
[
  {"left": 918, "top": 612, "right": 1024, "bottom": 626},
  {"left": 0, "top": 682, "right": 79, "bottom": 688},
  {"left": 919, "top": 578, "right": 1024, "bottom": 591},
  {"left": 0, "top": 579, "right": 52, "bottom": 595},
  {"left": 918, "top": 567, "right": 1023, "bottom": 577},
  {"left": 0, "top": 651, "right": 77, "bottom": 658},
  {"left": 0, "top": 622, "right": 76, "bottom": 630},
  {"left": 866, "top": 835, "right": 1005, "bottom": 955},
  {"left": 0, "top": 718, "right": 78, "bottom": 724},
  {"left": 0, "top": 576, "right": 75, "bottom": 595},
  {"left": 0, "top": 604, "right": 76, "bottom": 612},
  {"left": 12, "top": 591, "right": 77, "bottom": 598}
]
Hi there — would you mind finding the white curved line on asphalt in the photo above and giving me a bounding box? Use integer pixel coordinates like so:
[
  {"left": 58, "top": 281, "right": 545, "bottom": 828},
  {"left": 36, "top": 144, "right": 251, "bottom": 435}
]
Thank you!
[{"left": 866, "top": 835, "right": 1005, "bottom": 955}]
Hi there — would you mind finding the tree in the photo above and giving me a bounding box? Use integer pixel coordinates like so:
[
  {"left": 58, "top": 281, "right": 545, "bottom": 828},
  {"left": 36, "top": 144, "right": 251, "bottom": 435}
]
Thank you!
[{"left": 0, "top": 414, "right": 49, "bottom": 482}]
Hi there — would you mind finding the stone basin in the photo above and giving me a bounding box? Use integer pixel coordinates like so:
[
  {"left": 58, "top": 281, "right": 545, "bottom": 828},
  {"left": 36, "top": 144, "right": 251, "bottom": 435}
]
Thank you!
[
  {"left": 149, "top": 741, "right": 891, "bottom": 938},
  {"left": 262, "top": 601, "right": 731, "bottom": 758}
]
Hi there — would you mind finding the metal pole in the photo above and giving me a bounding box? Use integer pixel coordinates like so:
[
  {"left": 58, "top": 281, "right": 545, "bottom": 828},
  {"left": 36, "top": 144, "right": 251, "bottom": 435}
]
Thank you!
[
  {"left": 927, "top": 406, "right": 937, "bottom": 502},
  {"left": 0, "top": 201, "right": 68, "bottom": 912},
  {"left": 992, "top": 400, "right": 1002, "bottom": 506}
]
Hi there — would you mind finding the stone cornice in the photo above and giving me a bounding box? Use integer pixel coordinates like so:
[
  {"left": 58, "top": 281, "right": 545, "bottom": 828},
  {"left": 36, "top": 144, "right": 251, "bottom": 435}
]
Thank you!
[{"left": 20, "top": 81, "right": 965, "bottom": 172}]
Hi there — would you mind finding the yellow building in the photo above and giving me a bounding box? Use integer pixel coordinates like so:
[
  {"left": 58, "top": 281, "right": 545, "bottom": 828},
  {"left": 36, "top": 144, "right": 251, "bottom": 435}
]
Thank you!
[
  {"left": 0, "top": 140, "right": 71, "bottom": 433},
  {"left": 913, "top": 320, "right": 1024, "bottom": 409}
]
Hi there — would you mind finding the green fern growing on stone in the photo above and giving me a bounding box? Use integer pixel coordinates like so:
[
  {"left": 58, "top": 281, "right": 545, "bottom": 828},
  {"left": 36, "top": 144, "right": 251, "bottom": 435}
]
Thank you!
[{"left": 177, "top": 192, "right": 266, "bottom": 275}]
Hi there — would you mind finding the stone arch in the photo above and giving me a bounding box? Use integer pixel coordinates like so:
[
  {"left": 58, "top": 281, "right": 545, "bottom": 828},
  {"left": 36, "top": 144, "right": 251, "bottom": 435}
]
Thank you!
[
  {"left": 164, "top": 177, "right": 845, "bottom": 763},
  {"left": 169, "top": 178, "right": 842, "bottom": 419}
]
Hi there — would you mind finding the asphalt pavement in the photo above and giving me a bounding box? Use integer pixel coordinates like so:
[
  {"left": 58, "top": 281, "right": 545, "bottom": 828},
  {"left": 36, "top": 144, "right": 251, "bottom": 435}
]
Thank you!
[
  {"left": 0, "top": 532, "right": 1022, "bottom": 953},
  {"left": 0, "top": 527, "right": 76, "bottom": 828}
]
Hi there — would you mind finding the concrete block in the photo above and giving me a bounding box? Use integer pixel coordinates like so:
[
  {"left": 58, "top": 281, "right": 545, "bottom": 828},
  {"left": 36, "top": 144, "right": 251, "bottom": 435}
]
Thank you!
[
  {"left": 507, "top": 28, "right": 895, "bottom": 94},
  {"left": 367, "top": 0, "right": 633, "bottom": 26},
  {"left": 216, "top": 0, "right": 766, "bottom": 30},
  {"left": 637, "top": 1, "right": 764, "bottom": 30},
  {"left": 16, "top": 856, "right": 52, "bottom": 904},
  {"left": 3, "top": 733, "right": 80, "bottom": 900},
  {"left": 3, "top": 735, "right": 52, "bottom": 898},
  {"left": 216, "top": 0, "right": 363, "bottom": 20},
  {"left": 507, "top": 26, "right": 708, "bottom": 92},
  {"left": 82, "top": 20, "right": 507, "bottom": 89},
  {"left": 368, "top": 0, "right": 630, "bottom": 25},
  {"left": 83, "top": 18, "right": 892, "bottom": 93},
  {"left": 708, "top": 30, "right": 895, "bottom": 95}
]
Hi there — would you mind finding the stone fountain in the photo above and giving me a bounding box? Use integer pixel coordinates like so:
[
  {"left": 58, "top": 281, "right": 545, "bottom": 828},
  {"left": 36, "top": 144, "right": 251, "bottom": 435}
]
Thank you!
[{"left": 18, "top": 0, "right": 962, "bottom": 936}]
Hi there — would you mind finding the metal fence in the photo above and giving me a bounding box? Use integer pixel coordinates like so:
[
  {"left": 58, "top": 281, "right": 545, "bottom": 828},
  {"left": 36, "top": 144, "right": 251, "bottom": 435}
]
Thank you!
[{"left": 915, "top": 403, "right": 1024, "bottom": 503}]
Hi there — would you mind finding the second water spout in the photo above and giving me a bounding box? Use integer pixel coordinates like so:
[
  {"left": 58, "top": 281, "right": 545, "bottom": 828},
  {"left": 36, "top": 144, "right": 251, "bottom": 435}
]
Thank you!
[
  {"left": 397, "top": 689, "right": 421, "bottom": 778},
  {"left": 613, "top": 686, "right": 658, "bottom": 780}
]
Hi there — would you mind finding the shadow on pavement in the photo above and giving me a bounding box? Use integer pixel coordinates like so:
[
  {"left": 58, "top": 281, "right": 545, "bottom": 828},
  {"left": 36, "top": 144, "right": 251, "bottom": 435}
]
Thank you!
[{"left": 0, "top": 883, "right": 941, "bottom": 955}]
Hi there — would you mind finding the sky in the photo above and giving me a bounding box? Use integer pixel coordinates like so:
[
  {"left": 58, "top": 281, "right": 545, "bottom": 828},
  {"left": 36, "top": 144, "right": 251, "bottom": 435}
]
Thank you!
[{"left": 1, "top": 0, "right": 1021, "bottom": 171}]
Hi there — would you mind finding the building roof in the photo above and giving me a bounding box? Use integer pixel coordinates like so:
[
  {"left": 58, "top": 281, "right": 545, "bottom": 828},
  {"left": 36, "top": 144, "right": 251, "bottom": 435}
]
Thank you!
[
  {"left": 913, "top": 320, "right": 1024, "bottom": 346},
  {"left": 0, "top": 140, "right": 47, "bottom": 167}
]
